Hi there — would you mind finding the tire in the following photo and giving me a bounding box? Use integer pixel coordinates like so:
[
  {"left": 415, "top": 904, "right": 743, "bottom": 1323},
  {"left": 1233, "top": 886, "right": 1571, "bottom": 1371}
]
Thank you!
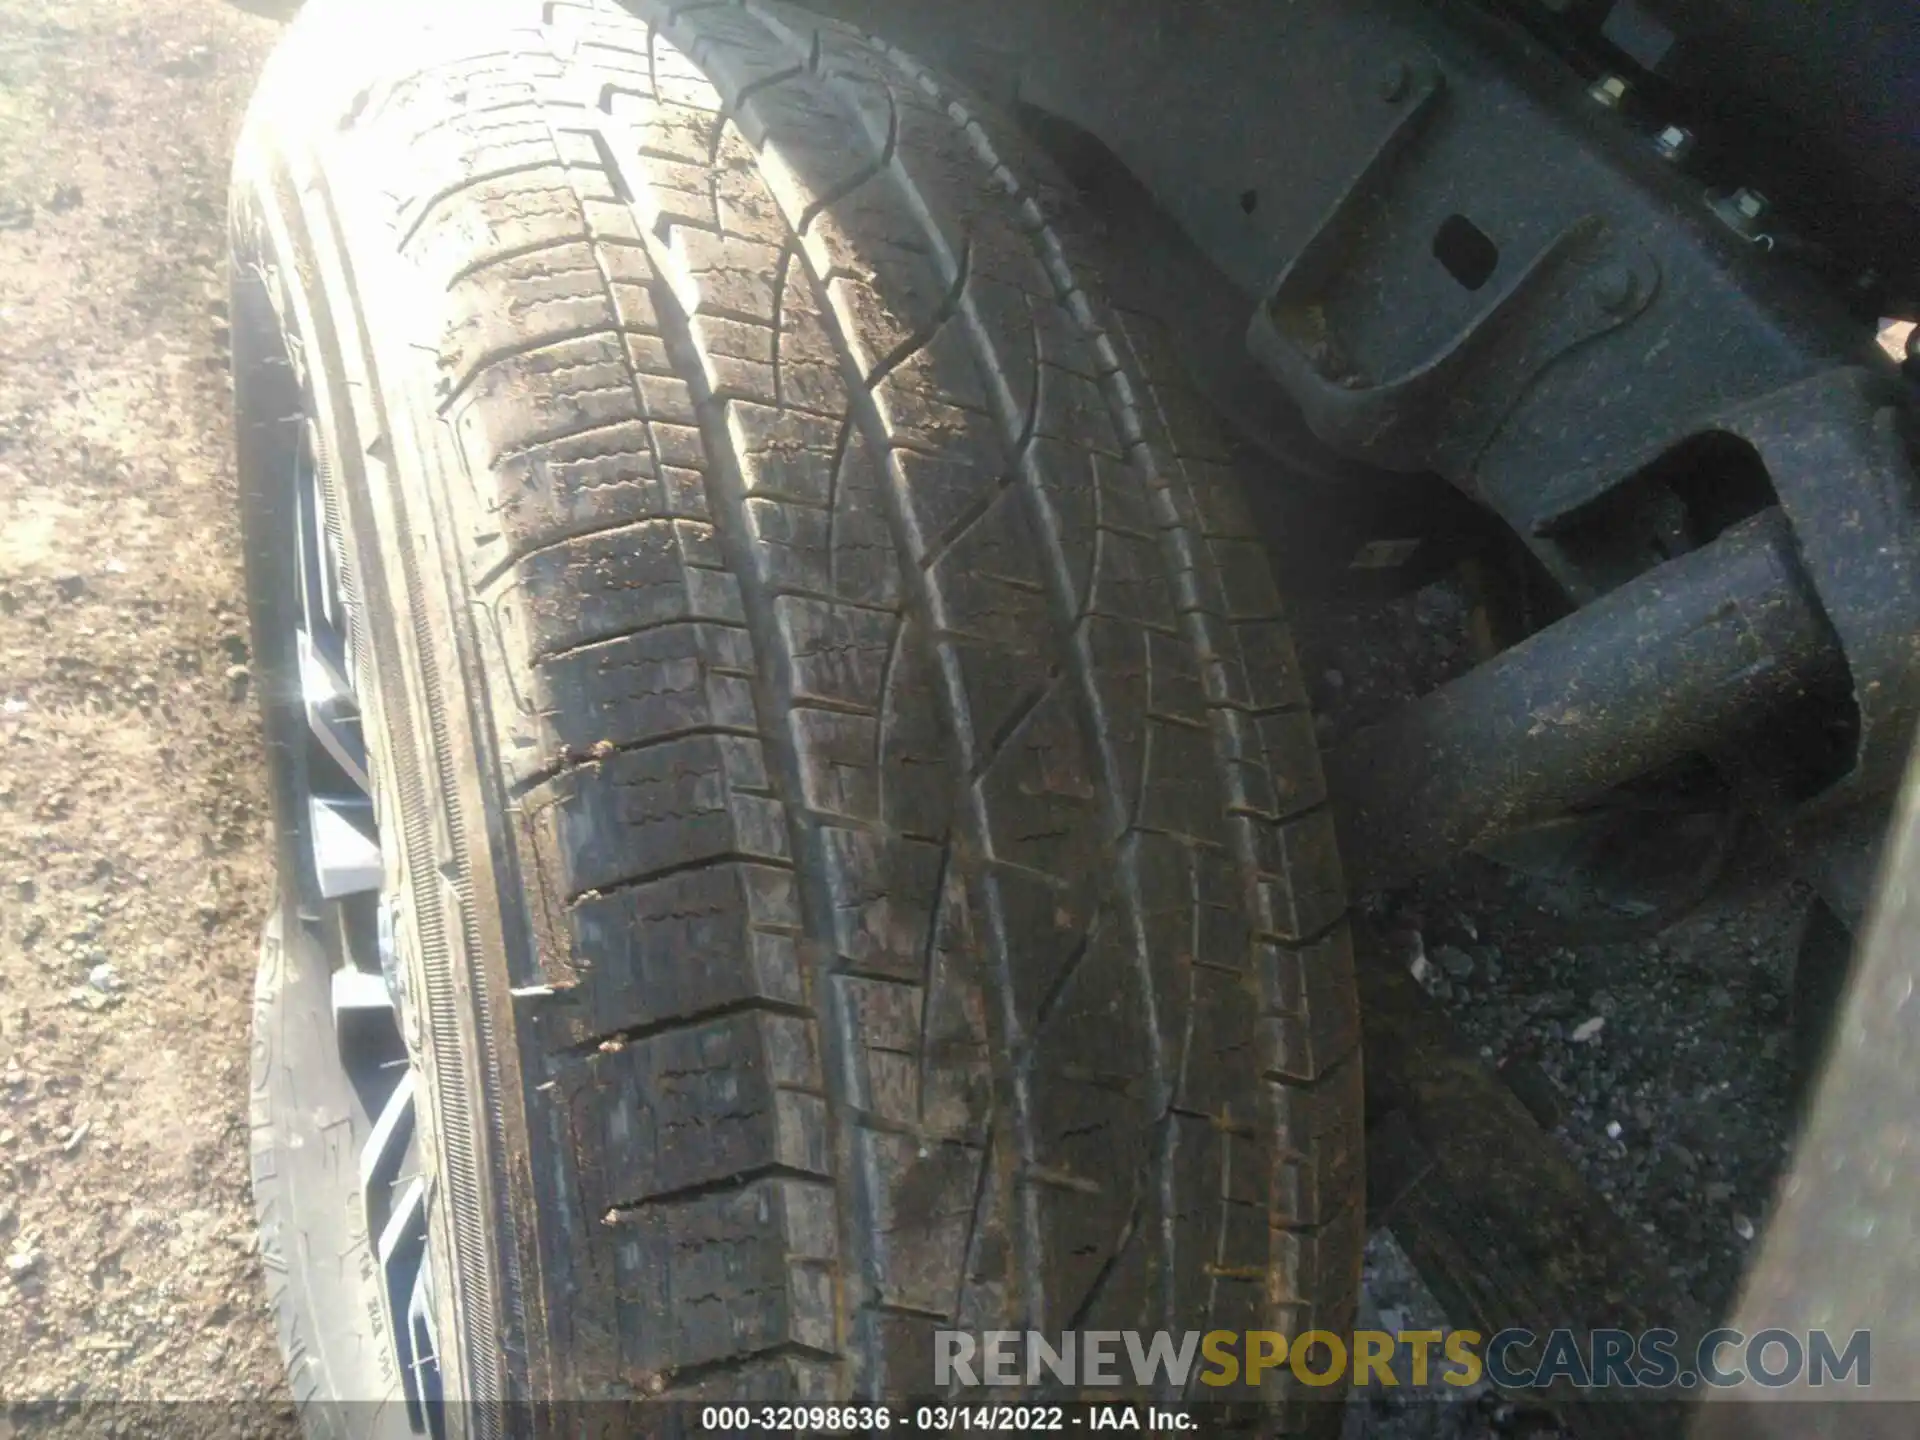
[{"left": 231, "top": 0, "right": 1363, "bottom": 1422}]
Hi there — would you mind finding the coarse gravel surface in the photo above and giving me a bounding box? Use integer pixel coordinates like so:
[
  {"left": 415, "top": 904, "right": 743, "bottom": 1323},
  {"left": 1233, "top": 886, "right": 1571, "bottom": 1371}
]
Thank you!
[{"left": 0, "top": 0, "right": 286, "bottom": 1408}]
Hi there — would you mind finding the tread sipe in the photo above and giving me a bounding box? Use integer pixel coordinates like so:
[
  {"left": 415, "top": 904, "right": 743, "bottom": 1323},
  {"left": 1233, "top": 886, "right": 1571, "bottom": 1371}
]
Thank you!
[{"left": 237, "top": 0, "right": 1362, "bottom": 1419}]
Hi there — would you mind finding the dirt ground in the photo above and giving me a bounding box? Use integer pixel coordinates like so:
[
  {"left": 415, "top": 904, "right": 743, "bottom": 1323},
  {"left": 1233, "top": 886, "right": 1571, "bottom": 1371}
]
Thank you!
[
  {"left": 0, "top": 0, "right": 287, "bottom": 1405},
  {"left": 0, "top": 0, "right": 1840, "bottom": 1427}
]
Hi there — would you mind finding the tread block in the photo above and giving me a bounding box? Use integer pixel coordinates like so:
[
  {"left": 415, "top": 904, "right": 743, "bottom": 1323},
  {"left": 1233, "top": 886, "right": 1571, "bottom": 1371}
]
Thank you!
[
  {"left": 860, "top": 1132, "right": 983, "bottom": 1317},
  {"left": 828, "top": 441, "right": 903, "bottom": 608},
  {"left": 496, "top": 518, "right": 745, "bottom": 660},
  {"left": 1229, "top": 619, "right": 1312, "bottom": 714},
  {"left": 1168, "top": 1113, "right": 1267, "bottom": 1325},
  {"left": 539, "top": 861, "right": 804, "bottom": 1039},
  {"left": 1027, "top": 916, "right": 1154, "bottom": 1185},
  {"left": 400, "top": 165, "right": 592, "bottom": 282},
  {"left": 991, "top": 863, "right": 1097, "bottom": 1036},
  {"left": 1085, "top": 525, "right": 1178, "bottom": 632},
  {"left": 917, "top": 864, "right": 995, "bottom": 1146},
  {"left": 1268, "top": 1056, "right": 1364, "bottom": 1233},
  {"left": 925, "top": 488, "right": 1049, "bottom": 647},
  {"left": 523, "top": 732, "right": 790, "bottom": 898},
  {"left": 1240, "top": 809, "right": 1347, "bottom": 943},
  {"left": 567, "top": 1010, "right": 831, "bottom": 1213},
  {"left": 835, "top": 973, "right": 921, "bottom": 1129},
  {"left": 775, "top": 596, "right": 897, "bottom": 711},
  {"left": 975, "top": 685, "right": 1100, "bottom": 876},
  {"left": 613, "top": 1175, "right": 838, "bottom": 1374},
  {"left": 818, "top": 828, "right": 946, "bottom": 982},
  {"left": 494, "top": 620, "right": 759, "bottom": 786},
  {"left": 791, "top": 707, "right": 880, "bottom": 822},
  {"left": 1258, "top": 925, "right": 1362, "bottom": 1084},
  {"left": 729, "top": 401, "right": 844, "bottom": 506},
  {"left": 1137, "top": 717, "right": 1223, "bottom": 842},
  {"left": 877, "top": 622, "right": 951, "bottom": 837},
  {"left": 888, "top": 427, "right": 1018, "bottom": 567},
  {"left": 658, "top": 1354, "right": 839, "bottom": 1402}
]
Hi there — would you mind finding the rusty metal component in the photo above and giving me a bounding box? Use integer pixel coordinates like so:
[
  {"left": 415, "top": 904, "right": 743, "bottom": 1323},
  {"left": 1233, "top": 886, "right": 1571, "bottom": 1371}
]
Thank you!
[
  {"left": 1330, "top": 508, "right": 1844, "bottom": 893},
  {"left": 1535, "top": 370, "right": 1920, "bottom": 808},
  {"left": 1721, "top": 372, "right": 1920, "bottom": 810},
  {"left": 1698, "top": 739, "right": 1920, "bottom": 1432}
]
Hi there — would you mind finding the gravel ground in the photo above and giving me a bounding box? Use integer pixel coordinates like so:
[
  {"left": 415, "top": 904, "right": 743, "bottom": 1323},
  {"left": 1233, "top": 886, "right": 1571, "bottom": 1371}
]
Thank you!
[
  {"left": 0, "top": 0, "right": 1820, "bottom": 1429},
  {"left": 0, "top": 0, "right": 286, "bottom": 1407}
]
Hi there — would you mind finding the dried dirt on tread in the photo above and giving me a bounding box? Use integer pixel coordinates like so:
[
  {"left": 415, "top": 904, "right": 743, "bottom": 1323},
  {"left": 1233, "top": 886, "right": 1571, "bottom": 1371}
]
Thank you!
[{"left": 0, "top": 0, "right": 289, "bottom": 1406}]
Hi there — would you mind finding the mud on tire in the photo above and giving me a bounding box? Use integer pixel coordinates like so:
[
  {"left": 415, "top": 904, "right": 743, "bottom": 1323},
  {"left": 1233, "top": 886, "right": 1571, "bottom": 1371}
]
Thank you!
[{"left": 232, "top": 0, "right": 1363, "bottom": 1421}]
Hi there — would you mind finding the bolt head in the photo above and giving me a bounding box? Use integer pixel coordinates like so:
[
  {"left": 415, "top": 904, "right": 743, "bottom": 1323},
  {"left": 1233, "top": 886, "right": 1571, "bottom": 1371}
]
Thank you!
[
  {"left": 1589, "top": 74, "right": 1630, "bottom": 108},
  {"left": 1655, "top": 125, "right": 1693, "bottom": 159},
  {"left": 1734, "top": 188, "right": 1768, "bottom": 220},
  {"left": 1595, "top": 263, "right": 1638, "bottom": 314}
]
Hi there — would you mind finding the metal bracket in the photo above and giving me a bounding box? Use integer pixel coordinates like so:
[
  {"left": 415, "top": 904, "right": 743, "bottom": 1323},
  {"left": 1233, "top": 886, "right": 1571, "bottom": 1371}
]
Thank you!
[{"left": 1245, "top": 68, "right": 1662, "bottom": 479}]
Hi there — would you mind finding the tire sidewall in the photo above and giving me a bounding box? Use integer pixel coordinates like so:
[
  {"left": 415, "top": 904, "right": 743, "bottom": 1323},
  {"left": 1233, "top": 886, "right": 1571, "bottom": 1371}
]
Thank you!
[{"left": 232, "top": 176, "right": 417, "bottom": 1432}]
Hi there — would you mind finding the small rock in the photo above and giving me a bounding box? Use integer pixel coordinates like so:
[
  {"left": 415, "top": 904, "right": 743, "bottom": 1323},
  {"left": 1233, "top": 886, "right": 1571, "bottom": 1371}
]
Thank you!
[
  {"left": 47, "top": 183, "right": 82, "bottom": 213},
  {"left": 1407, "top": 950, "right": 1438, "bottom": 992},
  {"left": 6, "top": 1248, "right": 38, "bottom": 1278},
  {"left": 1, "top": 699, "right": 25, "bottom": 715},
  {"left": 53, "top": 574, "right": 87, "bottom": 602},
  {"left": 1733, "top": 1213, "right": 1756, "bottom": 1241},
  {"left": 87, "top": 963, "right": 117, "bottom": 993},
  {"left": 62, "top": 1122, "right": 89, "bottom": 1153},
  {"left": 1704, "top": 1180, "right": 1734, "bottom": 1204},
  {"left": 1571, "top": 1016, "right": 1606, "bottom": 1044},
  {"left": 1433, "top": 944, "right": 1476, "bottom": 981},
  {"left": 1605, "top": 1120, "right": 1623, "bottom": 1140},
  {"left": 1323, "top": 669, "right": 1345, "bottom": 691}
]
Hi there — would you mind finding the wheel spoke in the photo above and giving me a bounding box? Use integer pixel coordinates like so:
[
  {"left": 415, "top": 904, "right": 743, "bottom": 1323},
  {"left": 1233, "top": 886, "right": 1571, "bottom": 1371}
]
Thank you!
[
  {"left": 378, "top": 1177, "right": 435, "bottom": 1430},
  {"left": 309, "top": 796, "right": 382, "bottom": 898},
  {"left": 406, "top": 1256, "right": 446, "bottom": 1438},
  {"left": 358, "top": 1067, "right": 417, "bottom": 1200},
  {"left": 298, "top": 628, "right": 370, "bottom": 794},
  {"left": 286, "top": 396, "right": 440, "bottom": 1420}
]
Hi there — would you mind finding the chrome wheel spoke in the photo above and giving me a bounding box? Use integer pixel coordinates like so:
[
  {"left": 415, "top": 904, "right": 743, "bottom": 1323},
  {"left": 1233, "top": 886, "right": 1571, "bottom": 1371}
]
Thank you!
[
  {"left": 378, "top": 1177, "right": 437, "bottom": 1433},
  {"left": 310, "top": 796, "right": 382, "bottom": 899},
  {"left": 406, "top": 1256, "right": 446, "bottom": 1438},
  {"left": 298, "top": 627, "right": 370, "bottom": 794},
  {"left": 286, "top": 414, "right": 441, "bottom": 1422}
]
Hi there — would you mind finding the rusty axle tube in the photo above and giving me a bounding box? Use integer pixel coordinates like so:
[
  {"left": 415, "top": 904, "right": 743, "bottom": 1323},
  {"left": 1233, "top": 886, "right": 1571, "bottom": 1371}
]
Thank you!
[{"left": 1329, "top": 507, "right": 1846, "bottom": 894}]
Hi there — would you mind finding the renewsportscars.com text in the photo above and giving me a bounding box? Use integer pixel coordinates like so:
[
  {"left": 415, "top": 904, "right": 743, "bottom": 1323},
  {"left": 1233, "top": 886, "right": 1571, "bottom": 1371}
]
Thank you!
[{"left": 934, "top": 1327, "right": 1871, "bottom": 1392}]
